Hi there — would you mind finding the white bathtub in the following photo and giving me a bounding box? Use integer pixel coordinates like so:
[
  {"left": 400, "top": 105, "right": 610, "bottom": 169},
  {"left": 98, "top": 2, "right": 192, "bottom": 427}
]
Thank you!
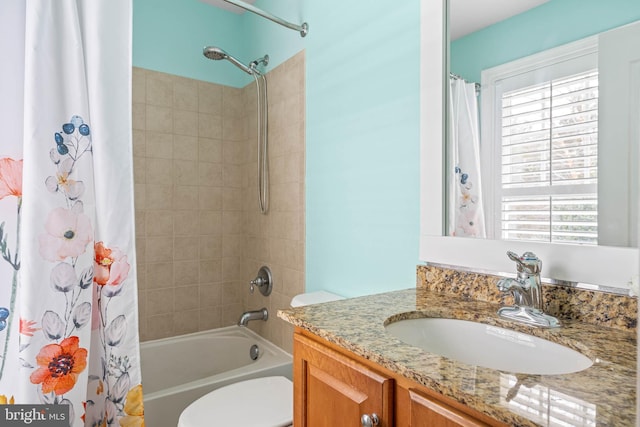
[{"left": 141, "top": 326, "right": 293, "bottom": 427}]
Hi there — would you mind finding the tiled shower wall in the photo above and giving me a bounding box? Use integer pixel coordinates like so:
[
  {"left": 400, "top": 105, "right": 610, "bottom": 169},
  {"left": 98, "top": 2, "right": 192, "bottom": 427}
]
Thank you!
[{"left": 133, "top": 51, "right": 305, "bottom": 352}]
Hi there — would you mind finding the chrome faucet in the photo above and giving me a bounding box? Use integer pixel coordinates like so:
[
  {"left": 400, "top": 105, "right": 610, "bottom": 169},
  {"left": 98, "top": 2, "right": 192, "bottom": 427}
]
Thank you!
[
  {"left": 496, "top": 251, "right": 560, "bottom": 328},
  {"left": 238, "top": 308, "right": 268, "bottom": 327}
]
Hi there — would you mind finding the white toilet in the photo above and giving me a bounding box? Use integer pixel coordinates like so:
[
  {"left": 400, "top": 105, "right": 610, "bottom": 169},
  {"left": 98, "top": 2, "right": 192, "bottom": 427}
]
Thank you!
[{"left": 177, "top": 291, "right": 344, "bottom": 427}]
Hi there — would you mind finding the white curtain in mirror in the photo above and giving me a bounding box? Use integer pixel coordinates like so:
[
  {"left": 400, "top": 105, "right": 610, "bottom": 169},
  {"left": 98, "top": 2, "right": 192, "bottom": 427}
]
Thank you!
[{"left": 448, "top": 77, "right": 486, "bottom": 238}]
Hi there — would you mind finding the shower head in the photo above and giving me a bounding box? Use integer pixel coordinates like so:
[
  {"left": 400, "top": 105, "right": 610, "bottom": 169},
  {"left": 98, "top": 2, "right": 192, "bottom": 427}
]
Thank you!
[
  {"left": 203, "top": 46, "right": 227, "bottom": 61},
  {"left": 203, "top": 46, "right": 255, "bottom": 75}
]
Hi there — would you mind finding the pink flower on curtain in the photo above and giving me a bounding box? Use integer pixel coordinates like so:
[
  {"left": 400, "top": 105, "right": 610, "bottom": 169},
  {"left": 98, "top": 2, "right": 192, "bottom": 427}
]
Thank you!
[
  {"left": 38, "top": 207, "right": 92, "bottom": 261},
  {"left": 0, "top": 158, "right": 22, "bottom": 199},
  {"left": 29, "top": 336, "right": 88, "bottom": 395},
  {"left": 94, "top": 242, "right": 130, "bottom": 288}
]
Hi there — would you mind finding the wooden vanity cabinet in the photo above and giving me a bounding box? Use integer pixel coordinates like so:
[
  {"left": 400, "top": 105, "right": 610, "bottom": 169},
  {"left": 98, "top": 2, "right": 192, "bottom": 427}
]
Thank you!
[
  {"left": 293, "top": 329, "right": 507, "bottom": 427},
  {"left": 293, "top": 332, "right": 393, "bottom": 426}
]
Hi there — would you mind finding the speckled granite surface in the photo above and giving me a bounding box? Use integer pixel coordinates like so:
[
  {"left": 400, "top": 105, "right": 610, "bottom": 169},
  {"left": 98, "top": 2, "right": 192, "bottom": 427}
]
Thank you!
[
  {"left": 418, "top": 265, "right": 638, "bottom": 331},
  {"left": 278, "top": 266, "right": 637, "bottom": 426}
]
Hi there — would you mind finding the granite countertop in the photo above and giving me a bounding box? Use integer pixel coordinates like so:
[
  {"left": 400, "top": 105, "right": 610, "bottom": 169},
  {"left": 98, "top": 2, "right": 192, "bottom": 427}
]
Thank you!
[{"left": 278, "top": 287, "right": 637, "bottom": 426}]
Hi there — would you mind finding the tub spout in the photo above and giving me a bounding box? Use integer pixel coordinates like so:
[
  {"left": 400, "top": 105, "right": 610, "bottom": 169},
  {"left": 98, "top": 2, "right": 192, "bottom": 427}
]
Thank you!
[{"left": 238, "top": 308, "right": 268, "bottom": 326}]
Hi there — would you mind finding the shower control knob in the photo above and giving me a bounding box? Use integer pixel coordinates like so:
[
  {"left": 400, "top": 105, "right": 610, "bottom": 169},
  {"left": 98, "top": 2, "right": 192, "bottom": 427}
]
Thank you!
[
  {"left": 361, "top": 413, "right": 380, "bottom": 427},
  {"left": 249, "top": 266, "right": 273, "bottom": 296},
  {"left": 250, "top": 277, "right": 265, "bottom": 292}
]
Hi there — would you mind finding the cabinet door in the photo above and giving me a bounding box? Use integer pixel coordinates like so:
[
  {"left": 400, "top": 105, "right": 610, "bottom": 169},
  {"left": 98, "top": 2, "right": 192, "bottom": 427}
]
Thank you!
[
  {"left": 408, "top": 389, "right": 491, "bottom": 427},
  {"left": 294, "top": 333, "right": 393, "bottom": 427}
]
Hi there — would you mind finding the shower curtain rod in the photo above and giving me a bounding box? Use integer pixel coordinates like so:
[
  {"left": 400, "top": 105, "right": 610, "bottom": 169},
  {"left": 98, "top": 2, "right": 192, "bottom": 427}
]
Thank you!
[
  {"left": 450, "top": 72, "right": 480, "bottom": 92},
  {"left": 223, "top": 0, "right": 308, "bottom": 37}
]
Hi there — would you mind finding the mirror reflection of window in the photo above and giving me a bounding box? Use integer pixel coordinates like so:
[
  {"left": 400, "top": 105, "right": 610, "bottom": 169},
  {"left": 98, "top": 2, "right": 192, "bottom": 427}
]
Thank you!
[
  {"left": 448, "top": 1, "right": 640, "bottom": 248},
  {"left": 481, "top": 38, "right": 599, "bottom": 245}
]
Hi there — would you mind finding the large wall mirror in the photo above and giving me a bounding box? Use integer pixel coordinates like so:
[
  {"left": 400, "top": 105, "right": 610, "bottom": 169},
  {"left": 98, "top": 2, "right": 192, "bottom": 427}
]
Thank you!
[{"left": 420, "top": 0, "right": 640, "bottom": 291}]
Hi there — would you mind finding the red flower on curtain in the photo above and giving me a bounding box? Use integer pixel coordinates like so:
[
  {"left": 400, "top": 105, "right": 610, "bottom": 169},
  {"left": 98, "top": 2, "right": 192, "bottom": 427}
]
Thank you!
[
  {"left": 19, "top": 318, "right": 40, "bottom": 337},
  {"left": 94, "top": 242, "right": 130, "bottom": 287},
  {"left": 0, "top": 158, "right": 22, "bottom": 199},
  {"left": 29, "top": 336, "right": 88, "bottom": 395}
]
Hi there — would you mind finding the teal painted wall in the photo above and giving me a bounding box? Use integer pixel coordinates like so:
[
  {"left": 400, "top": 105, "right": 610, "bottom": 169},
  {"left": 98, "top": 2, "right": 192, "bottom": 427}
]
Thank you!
[
  {"left": 133, "top": 0, "right": 422, "bottom": 298},
  {"left": 133, "top": 0, "right": 248, "bottom": 87},
  {"left": 451, "top": 0, "right": 640, "bottom": 83},
  {"left": 302, "top": 1, "right": 421, "bottom": 297}
]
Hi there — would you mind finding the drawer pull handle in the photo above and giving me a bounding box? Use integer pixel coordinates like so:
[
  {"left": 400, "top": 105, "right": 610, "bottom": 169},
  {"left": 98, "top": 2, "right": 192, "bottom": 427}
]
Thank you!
[{"left": 361, "top": 413, "right": 380, "bottom": 426}]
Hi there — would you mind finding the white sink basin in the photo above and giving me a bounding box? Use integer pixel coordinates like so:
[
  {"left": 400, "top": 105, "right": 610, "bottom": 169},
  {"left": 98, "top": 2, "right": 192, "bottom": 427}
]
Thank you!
[{"left": 385, "top": 318, "right": 593, "bottom": 375}]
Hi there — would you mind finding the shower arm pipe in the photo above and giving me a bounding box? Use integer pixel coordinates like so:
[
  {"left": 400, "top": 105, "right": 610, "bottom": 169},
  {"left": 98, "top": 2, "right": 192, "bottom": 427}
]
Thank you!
[{"left": 222, "top": 0, "right": 308, "bottom": 37}]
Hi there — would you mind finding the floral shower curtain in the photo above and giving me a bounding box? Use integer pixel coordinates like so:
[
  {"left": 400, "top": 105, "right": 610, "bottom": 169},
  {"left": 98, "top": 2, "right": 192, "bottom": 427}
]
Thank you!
[
  {"left": 0, "top": 1, "right": 143, "bottom": 426},
  {"left": 448, "top": 77, "right": 486, "bottom": 238}
]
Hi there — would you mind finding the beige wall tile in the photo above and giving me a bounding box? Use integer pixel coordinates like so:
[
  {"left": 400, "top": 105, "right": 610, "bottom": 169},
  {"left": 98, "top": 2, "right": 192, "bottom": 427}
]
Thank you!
[
  {"left": 199, "top": 260, "right": 222, "bottom": 283},
  {"left": 222, "top": 187, "right": 243, "bottom": 211},
  {"left": 174, "top": 185, "right": 199, "bottom": 210},
  {"left": 147, "top": 262, "right": 174, "bottom": 290},
  {"left": 223, "top": 140, "right": 247, "bottom": 165},
  {"left": 146, "top": 211, "right": 173, "bottom": 237},
  {"left": 222, "top": 303, "right": 243, "bottom": 327},
  {"left": 145, "top": 184, "right": 173, "bottom": 210},
  {"left": 174, "top": 236, "right": 199, "bottom": 261},
  {"left": 222, "top": 211, "right": 244, "bottom": 235},
  {"left": 223, "top": 116, "right": 245, "bottom": 141},
  {"left": 222, "top": 257, "right": 242, "bottom": 282},
  {"left": 174, "top": 211, "right": 199, "bottom": 236},
  {"left": 146, "top": 158, "right": 173, "bottom": 186},
  {"left": 198, "top": 186, "right": 222, "bottom": 211},
  {"left": 198, "top": 162, "right": 223, "bottom": 187},
  {"left": 135, "top": 185, "right": 147, "bottom": 210},
  {"left": 133, "top": 156, "right": 146, "bottom": 184},
  {"left": 147, "top": 288, "right": 174, "bottom": 316},
  {"left": 222, "top": 163, "right": 243, "bottom": 188},
  {"left": 132, "top": 104, "right": 146, "bottom": 131},
  {"left": 134, "top": 52, "right": 305, "bottom": 348},
  {"left": 198, "top": 113, "right": 223, "bottom": 139},
  {"left": 174, "top": 110, "right": 198, "bottom": 137},
  {"left": 174, "top": 260, "right": 199, "bottom": 287},
  {"left": 199, "top": 283, "right": 222, "bottom": 308},
  {"left": 173, "top": 310, "right": 199, "bottom": 335},
  {"left": 174, "top": 78, "right": 198, "bottom": 112},
  {"left": 199, "top": 236, "right": 223, "bottom": 260},
  {"left": 174, "top": 159, "right": 198, "bottom": 186},
  {"left": 199, "top": 307, "right": 222, "bottom": 330},
  {"left": 147, "top": 105, "right": 173, "bottom": 133},
  {"left": 198, "top": 138, "right": 223, "bottom": 164},
  {"left": 146, "top": 132, "right": 173, "bottom": 159},
  {"left": 136, "top": 261, "right": 147, "bottom": 290},
  {"left": 147, "top": 76, "right": 173, "bottom": 107},
  {"left": 174, "top": 135, "right": 198, "bottom": 161},
  {"left": 199, "top": 210, "right": 223, "bottom": 235},
  {"left": 175, "top": 286, "right": 199, "bottom": 311},
  {"left": 133, "top": 129, "right": 146, "bottom": 157},
  {"left": 198, "top": 82, "right": 223, "bottom": 115},
  {"left": 146, "top": 313, "right": 174, "bottom": 340},
  {"left": 132, "top": 67, "right": 147, "bottom": 104},
  {"left": 223, "top": 86, "right": 243, "bottom": 118},
  {"left": 146, "top": 237, "right": 173, "bottom": 263}
]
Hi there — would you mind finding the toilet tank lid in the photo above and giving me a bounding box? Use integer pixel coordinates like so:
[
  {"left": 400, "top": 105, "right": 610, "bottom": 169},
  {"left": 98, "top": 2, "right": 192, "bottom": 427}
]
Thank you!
[{"left": 291, "top": 291, "right": 344, "bottom": 307}]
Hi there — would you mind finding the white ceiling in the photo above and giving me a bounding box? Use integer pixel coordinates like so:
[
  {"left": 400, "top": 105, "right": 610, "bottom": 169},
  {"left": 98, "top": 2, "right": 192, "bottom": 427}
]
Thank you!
[
  {"left": 199, "top": 0, "right": 257, "bottom": 14},
  {"left": 450, "top": 0, "right": 550, "bottom": 40}
]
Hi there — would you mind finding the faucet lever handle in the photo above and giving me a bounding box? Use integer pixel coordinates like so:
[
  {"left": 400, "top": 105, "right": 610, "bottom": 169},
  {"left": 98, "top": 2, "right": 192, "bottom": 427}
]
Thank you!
[{"left": 506, "top": 251, "right": 541, "bottom": 274}]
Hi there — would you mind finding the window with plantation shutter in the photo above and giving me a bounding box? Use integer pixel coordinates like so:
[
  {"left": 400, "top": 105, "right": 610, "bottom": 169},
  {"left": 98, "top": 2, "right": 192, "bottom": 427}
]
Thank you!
[
  {"left": 500, "top": 70, "right": 599, "bottom": 244},
  {"left": 481, "top": 37, "right": 600, "bottom": 245}
]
